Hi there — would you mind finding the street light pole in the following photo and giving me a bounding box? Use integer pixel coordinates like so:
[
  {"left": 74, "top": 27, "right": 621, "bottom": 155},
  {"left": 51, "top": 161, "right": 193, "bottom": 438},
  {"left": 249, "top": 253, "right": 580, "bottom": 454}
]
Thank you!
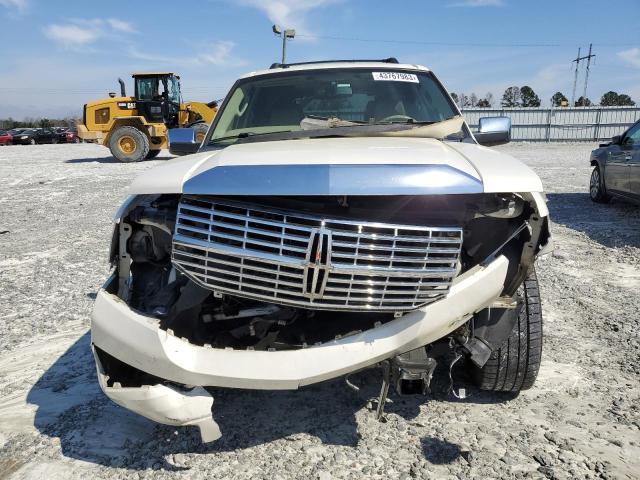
[
  {"left": 281, "top": 32, "right": 287, "bottom": 64},
  {"left": 272, "top": 25, "right": 295, "bottom": 64}
]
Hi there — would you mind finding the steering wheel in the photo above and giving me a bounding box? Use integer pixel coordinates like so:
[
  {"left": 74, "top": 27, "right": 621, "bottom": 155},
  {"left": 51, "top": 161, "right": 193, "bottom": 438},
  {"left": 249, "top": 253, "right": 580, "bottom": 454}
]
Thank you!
[{"left": 379, "top": 114, "right": 417, "bottom": 123}]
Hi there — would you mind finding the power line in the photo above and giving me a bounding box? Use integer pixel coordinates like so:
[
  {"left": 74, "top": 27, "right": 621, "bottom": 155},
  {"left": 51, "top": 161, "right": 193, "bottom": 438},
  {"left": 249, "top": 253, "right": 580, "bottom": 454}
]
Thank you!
[{"left": 296, "top": 33, "right": 634, "bottom": 48}]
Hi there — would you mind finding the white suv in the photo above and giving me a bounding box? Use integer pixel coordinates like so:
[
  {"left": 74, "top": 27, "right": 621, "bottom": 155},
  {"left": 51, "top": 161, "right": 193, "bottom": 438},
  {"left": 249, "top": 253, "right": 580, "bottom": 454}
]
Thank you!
[{"left": 91, "top": 59, "right": 551, "bottom": 441}]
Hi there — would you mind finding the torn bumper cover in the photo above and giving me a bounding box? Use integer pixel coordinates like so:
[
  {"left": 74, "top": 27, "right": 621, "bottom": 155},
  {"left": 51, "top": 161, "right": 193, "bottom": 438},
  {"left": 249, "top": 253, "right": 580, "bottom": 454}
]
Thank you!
[
  {"left": 91, "top": 255, "right": 508, "bottom": 440},
  {"left": 92, "top": 347, "right": 221, "bottom": 442}
]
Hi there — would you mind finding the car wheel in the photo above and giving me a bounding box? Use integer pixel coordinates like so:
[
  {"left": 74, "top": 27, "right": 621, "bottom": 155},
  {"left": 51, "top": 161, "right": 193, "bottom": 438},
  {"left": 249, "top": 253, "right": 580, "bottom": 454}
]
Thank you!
[
  {"left": 470, "top": 269, "right": 543, "bottom": 393},
  {"left": 589, "top": 165, "right": 610, "bottom": 203},
  {"left": 109, "top": 126, "right": 150, "bottom": 162},
  {"left": 74, "top": 137, "right": 81, "bottom": 144},
  {"left": 29, "top": 138, "right": 36, "bottom": 145}
]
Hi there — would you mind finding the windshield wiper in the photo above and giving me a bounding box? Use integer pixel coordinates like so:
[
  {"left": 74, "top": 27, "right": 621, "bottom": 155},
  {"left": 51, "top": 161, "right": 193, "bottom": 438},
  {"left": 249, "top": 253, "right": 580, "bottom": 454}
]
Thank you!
[
  {"left": 204, "top": 123, "right": 424, "bottom": 146},
  {"left": 372, "top": 117, "right": 455, "bottom": 126},
  {"left": 209, "top": 130, "right": 292, "bottom": 144},
  {"left": 300, "top": 115, "right": 367, "bottom": 130}
]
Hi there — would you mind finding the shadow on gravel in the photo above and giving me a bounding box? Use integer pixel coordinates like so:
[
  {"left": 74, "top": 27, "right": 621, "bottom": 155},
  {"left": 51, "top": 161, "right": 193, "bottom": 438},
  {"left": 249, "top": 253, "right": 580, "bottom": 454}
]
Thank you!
[
  {"left": 421, "top": 437, "right": 462, "bottom": 464},
  {"left": 64, "top": 156, "right": 121, "bottom": 164},
  {"left": 546, "top": 193, "right": 640, "bottom": 248},
  {"left": 25, "top": 337, "right": 410, "bottom": 470},
  {"left": 65, "top": 155, "right": 172, "bottom": 164},
  {"left": 28, "top": 336, "right": 511, "bottom": 471}
]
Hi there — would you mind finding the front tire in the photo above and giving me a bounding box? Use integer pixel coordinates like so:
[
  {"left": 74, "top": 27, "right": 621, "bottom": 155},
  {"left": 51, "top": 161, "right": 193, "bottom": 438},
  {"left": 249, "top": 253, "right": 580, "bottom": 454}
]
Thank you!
[
  {"left": 29, "top": 138, "right": 36, "bottom": 145},
  {"left": 590, "top": 166, "right": 610, "bottom": 203},
  {"left": 109, "top": 126, "right": 149, "bottom": 163},
  {"left": 471, "top": 269, "right": 543, "bottom": 393},
  {"left": 145, "top": 149, "right": 161, "bottom": 159}
]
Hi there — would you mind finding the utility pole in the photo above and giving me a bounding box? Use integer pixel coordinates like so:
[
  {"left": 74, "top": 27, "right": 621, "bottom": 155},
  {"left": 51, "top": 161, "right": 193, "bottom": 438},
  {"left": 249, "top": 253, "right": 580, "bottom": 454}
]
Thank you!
[
  {"left": 571, "top": 45, "right": 596, "bottom": 106},
  {"left": 571, "top": 47, "right": 581, "bottom": 107},
  {"left": 272, "top": 25, "right": 296, "bottom": 64},
  {"left": 582, "top": 43, "right": 595, "bottom": 105}
]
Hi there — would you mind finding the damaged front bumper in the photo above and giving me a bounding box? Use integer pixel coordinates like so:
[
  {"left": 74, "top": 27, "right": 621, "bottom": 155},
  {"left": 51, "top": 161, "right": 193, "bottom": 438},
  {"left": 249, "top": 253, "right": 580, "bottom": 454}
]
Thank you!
[
  {"left": 93, "top": 347, "right": 221, "bottom": 442},
  {"left": 91, "top": 255, "right": 509, "bottom": 440}
]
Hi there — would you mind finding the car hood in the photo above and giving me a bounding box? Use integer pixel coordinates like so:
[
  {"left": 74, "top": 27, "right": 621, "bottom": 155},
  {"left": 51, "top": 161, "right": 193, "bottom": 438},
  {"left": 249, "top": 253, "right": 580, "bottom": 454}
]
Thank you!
[{"left": 129, "top": 137, "right": 543, "bottom": 196}]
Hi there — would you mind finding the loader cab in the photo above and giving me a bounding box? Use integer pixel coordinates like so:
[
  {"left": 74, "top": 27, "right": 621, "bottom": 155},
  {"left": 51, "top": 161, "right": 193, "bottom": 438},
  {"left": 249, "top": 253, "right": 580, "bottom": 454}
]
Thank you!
[{"left": 132, "top": 73, "right": 182, "bottom": 127}]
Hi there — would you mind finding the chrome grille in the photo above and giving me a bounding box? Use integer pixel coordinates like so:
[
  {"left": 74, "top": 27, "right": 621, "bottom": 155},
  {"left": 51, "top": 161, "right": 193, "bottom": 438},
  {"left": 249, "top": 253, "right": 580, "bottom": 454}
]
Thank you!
[{"left": 172, "top": 196, "right": 463, "bottom": 312}]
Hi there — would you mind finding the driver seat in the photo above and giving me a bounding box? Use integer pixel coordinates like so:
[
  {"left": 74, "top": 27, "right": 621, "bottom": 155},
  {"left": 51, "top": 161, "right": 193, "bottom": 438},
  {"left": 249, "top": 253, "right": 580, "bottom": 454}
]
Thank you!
[{"left": 365, "top": 96, "right": 406, "bottom": 122}]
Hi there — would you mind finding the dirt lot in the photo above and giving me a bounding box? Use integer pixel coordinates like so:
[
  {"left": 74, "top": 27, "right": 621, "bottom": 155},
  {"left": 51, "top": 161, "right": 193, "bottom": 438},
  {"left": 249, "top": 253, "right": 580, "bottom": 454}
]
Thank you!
[{"left": 0, "top": 143, "right": 638, "bottom": 480}]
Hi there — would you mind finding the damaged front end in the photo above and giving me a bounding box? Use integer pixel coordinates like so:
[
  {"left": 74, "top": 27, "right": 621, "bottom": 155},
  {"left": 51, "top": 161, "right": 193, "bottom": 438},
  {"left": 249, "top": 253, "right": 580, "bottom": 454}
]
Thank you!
[{"left": 91, "top": 191, "right": 549, "bottom": 441}]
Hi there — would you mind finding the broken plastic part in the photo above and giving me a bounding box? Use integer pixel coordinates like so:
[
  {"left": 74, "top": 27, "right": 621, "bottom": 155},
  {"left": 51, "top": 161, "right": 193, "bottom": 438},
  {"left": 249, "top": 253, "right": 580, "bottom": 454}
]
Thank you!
[
  {"left": 462, "top": 337, "right": 492, "bottom": 368},
  {"left": 393, "top": 348, "right": 437, "bottom": 395},
  {"left": 92, "top": 347, "right": 221, "bottom": 443},
  {"left": 375, "top": 360, "right": 391, "bottom": 421}
]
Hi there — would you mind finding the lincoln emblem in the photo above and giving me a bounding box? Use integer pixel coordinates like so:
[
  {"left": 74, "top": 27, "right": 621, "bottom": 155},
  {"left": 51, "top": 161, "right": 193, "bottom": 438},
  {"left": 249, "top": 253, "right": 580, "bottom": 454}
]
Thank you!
[{"left": 302, "top": 227, "right": 332, "bottom": 299}]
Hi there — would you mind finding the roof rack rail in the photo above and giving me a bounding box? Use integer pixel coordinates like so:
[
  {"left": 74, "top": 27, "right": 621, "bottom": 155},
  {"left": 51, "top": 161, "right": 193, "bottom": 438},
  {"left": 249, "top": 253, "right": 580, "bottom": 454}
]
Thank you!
[{"left": 269, "top": 58, "right": 399, "bottom": 69}]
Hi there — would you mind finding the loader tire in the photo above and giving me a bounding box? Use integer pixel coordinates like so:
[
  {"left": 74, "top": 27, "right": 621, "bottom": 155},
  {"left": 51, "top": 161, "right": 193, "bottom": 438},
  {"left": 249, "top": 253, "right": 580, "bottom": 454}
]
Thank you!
[
  {"left": 470, "top": 269, "right": 543, "bottom": 393},
  {"left": 192, "top": 123, "right": 209, "bottom": 144},
  {"left": 109, "top": 126, "right": 149, "bottom": 163},
  {"left": 145, "top": 149, "right": 161, "bottom": 159}
]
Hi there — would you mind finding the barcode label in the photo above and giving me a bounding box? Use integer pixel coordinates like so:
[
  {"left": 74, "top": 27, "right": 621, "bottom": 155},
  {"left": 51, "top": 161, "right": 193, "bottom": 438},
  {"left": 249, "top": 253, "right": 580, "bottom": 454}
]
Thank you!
[{"left": 372, "top": 72, "right": 419, "bottom": 83}]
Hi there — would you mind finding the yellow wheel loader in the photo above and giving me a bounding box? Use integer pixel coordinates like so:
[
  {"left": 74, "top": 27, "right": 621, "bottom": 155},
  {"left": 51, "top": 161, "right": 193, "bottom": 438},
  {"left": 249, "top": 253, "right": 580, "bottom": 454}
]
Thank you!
[{"left": 77, "top": 73, "right": 217, "bottom": 162}]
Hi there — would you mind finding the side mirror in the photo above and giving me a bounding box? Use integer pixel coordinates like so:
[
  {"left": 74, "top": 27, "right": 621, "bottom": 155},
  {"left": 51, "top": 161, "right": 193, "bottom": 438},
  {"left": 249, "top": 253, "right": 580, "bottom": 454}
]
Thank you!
[
  {"left": 610, "top": 135, "right": 622, "bottom": 145},
  {"left": 168, "top": 128, "right": 200, "bottom": 156},
  {"left": 474, "top": 117, "right": 511, "bottom": 146}
]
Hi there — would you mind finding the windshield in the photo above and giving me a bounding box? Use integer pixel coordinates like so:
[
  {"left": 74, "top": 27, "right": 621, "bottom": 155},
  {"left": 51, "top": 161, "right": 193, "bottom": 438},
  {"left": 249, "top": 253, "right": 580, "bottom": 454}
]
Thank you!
[
  {"left": 166, "top": 76, "right": 181, "bottom": 104},
  {"left": 209, "top": 68, "right": 459, "bottom": 145}
]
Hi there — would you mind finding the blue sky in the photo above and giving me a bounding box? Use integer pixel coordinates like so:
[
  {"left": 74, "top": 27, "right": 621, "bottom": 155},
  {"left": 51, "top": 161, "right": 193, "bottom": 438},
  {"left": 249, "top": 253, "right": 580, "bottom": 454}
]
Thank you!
[{"left": 1, "top": 0, "right": 639, "bottom": 118}]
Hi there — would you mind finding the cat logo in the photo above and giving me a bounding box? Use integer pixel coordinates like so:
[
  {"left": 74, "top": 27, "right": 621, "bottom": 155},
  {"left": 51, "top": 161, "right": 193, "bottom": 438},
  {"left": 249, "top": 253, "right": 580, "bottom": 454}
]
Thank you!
[{"left": 117, "top": 102, "right": 136, "bottom": 110}]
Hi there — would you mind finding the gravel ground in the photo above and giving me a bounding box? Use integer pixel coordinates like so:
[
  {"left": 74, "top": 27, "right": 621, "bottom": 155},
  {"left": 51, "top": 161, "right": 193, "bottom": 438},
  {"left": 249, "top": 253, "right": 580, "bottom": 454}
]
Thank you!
[{"left": 0, "top": 143, "right": 638, "bottom": 480}]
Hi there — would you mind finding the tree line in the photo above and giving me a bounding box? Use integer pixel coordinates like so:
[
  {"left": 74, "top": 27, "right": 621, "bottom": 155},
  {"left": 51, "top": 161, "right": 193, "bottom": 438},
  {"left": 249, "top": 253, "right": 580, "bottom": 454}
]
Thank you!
[
  {"left": 451, "top": 87, "right": 636, "bottom": 108},
  {"left": 0, "top": 116, "right": 80, "bottom": 130}
]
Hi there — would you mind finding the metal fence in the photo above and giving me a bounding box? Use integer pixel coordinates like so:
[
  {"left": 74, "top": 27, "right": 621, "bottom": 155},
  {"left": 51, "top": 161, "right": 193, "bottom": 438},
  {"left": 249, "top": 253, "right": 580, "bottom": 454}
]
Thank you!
[{"left": 461, "top": 106, "right": 640, "bottom": 142}]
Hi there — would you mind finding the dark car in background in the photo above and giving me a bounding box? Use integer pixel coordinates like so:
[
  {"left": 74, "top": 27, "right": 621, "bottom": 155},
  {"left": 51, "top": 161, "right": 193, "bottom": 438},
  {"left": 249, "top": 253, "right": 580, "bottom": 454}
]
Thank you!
[
  {"left": 0, "top": 130, "right": 12, "bottom": 145},
  {"left": 590, "top": 119, "right": 640, "bottom": 205},
  {"left": 55, "top": 127, "right": 80, "bottom": 143},
  {"left": 7, "top": 128, "right": 28, "bottom": 139},
  {"left": 12, "top": 128, "right": 59, "bottom": 145}
]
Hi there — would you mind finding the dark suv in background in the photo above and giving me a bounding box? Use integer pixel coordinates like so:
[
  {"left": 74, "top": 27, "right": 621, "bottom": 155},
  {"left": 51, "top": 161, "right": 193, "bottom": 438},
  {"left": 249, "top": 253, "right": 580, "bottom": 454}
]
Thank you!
[{"left": 590, "top": 119, "right": 640, "bottom": 204}]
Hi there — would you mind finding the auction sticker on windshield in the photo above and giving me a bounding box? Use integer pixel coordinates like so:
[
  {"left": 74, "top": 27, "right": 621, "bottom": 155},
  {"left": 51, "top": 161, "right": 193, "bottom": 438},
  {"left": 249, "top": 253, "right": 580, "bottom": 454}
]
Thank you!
[{"left": 372, "top": 72, "right": 419, "bottom": 83}]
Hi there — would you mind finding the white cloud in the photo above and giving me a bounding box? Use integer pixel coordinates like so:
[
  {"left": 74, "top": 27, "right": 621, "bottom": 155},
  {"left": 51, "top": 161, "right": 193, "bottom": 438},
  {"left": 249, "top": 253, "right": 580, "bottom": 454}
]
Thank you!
[
  {"left": 107, "top": 18, "right": 136, "bottom": 33},
  {"left": 128, "top": 40, "right": 243, "bottom": 67},
  {"left": 44, "top": 24, "right": 101, "bottom": 47},
  {"left": 448, "top": 0, "right": 504, "bottom": 6},
  {"left": 0, "top": 0, "right": 28, "bottom": 13},
  {"left": 43, "top": 17, "right": 136, "bottom": 48},
  {"left": 127, "top": 48, "right": 174, "bottom": 64},
  {"left": 196, "top": 41, "right": 236, "bottom": 65},
  {"left": 237, "top": 0, "right": 341, "bottom": 33},
  {"left": 617, "top": 47, "right": 640, "bottom": 69}
]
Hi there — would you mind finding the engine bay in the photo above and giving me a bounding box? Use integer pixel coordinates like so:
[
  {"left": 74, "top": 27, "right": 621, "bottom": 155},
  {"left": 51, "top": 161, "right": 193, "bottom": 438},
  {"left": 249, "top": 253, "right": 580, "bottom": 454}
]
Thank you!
[{"left": 108, "top": 193, "right": 546, "bottom": 351}]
